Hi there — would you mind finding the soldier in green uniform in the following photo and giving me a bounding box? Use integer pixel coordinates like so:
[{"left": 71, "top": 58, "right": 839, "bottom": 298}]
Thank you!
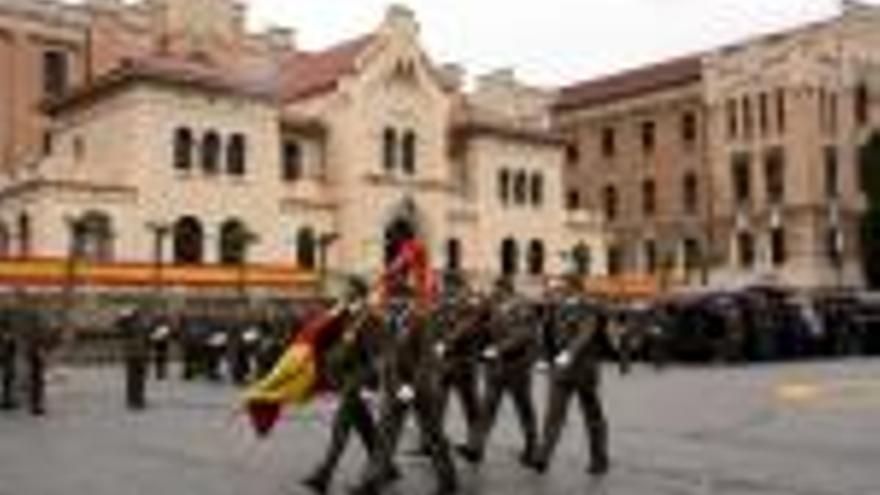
[
  {"left": 302, "top": 278, "right": 388, "bottom": 494},
  {"left": 351, "top": 282, "right": 458, "bottom": 495},
  {"left": 460, "top": 277, "right": 539, "bottom": 467},
  {"left": 0, "top": 302, "right": 19, "bottom": 411},
  {"left": 120, "top": 306, "right": 149, "bottom": 411},
  {"left": 528, "top": 276, "right": 610, "bottom": 476}
]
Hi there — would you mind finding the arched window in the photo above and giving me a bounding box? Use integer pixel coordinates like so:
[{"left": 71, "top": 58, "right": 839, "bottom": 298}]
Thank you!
[
  {"left": 513, "top": 171, "right": 528, "bottom": 205},
  {"left": 446, "top": 238, "right": 462, "bottom": 272},
  {"left": 530, "top": 173, "right": 544, "bottom": 206},
  {"left": 74, "top": 211, "right": 114, "bottom": 262},
  {"left": 603, "top": 184, "right": 618, "bottom": 221},
  {"left": 500, "top": 238, "right": 519, "bottom": 276},
  {"left": 227, "top": 133, "right": 246, "bottom": 176},
  {"left": 17, "top": 213, "right": 30, "bottom": 257},
  {"left": 0, "top": 222, "right": 10, "bottom": 258},
  {"left": 173, "top": 216, "right": 204, "bottom": 264},
  {"left": 498, "top": 169, "right": 511, "bottom": 204},
  {"left": 383, "top": 128, "right": 398, "bottom": 171},
  {"left": 173, "top": 127, "right": 193, "bottom": 170},
  {"left": 856, "top": 82, "right": 870, "bottom": 126},
  {"left": 401, "top": 130, "right": 416, "bottom": 175},
  {"left": 572, "top": 242, "right": 591, "bottom": 276},
  {"left": 282, "top": 141, "right": 302, "bottom": 181},
  {"left": 296, "top": 227, "right": 317, "bottom": 270},
  {"left": 683, "top": 172, "right": 699, "bottom": 214},
  {"left": 527, "top": 239, "right": 545, "bottom": 276},
  {"left": 201, "top": 131, "right": 221, "bottom": 175},
  {"left": 219, "top": 219, "right": 248, "bottom": 265},
  {"left": 642, "top": 179, "right": 656, "bottom": 216}
]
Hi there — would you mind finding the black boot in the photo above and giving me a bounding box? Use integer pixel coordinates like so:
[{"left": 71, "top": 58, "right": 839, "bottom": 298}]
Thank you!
[
  {"left": 455, "top": 443, "right": 483, "bottom": 465},
  {"left": 301, "top": 469, "right": 330, "bottom": 494}
]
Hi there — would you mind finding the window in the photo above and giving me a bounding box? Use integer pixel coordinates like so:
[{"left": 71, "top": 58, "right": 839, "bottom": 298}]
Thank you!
[
  {"left": 73, "top": 135, "right": 85, "bottom": 162},
  {"left": 500, "top": 238, "right": 519, "bottom": 276},
  {"left": 727, "top": 98, "right": 738, "bottom": 139},
  {"left": 401, "top": 130, "right": 416, "bottom": 175},
  {"left": 0, "top": 222, "right": 9, "bottom": 258},
  {"left": 776, "top": 88, "right": 786, "bottom": 133},
  {"left": 17, "top": 213, "right": 30, "bottom": 257},
  {"left": 173, "top": 216, "right": 204, "bottom": 264},
  {"left": 383, "top": 128, "right": 398, "bottom": 171},
  {"left": 42, "top": 50, "right": 69, "bottom": 99},
  {"left": 530, "top": 173, "right": 544, "bottom": 206},
  {"left": 855, "top": 83, "right": 870, "bottom": 127},
  {"left": 446, "top": 238, "right": 462, "bottom": 272},
  {"left": 742, "top": 96, "right": 753, "bottom": 138},
  {"left": 824, "top": 145, "right": 839, "bottom": 199},
  {"left": 219, "top": 219, "right": 249, "bottom": 265},
  {"left": 828, "top": 92, "right": 839, "bottom": 134},
  {"left": 572, "top": 242, "right": 591, "bottom": 276},
  {"left": 642, "top": 179, "right": 656, "bottom": 216},
  {"left": 759, "top": 92, "right": 769, "bottom": 135},
  {"left": 643, "top": 240, "right": 657, "bottom": 274},
  {"left": 681, "top": 111, "right": 697, "bottom": 145},
  {"left": 732, "top": 152, "right": 752, "bottom": 206},
  {"left": 227, "top": 134, "right": 246, "bottom": 176},
  {"left": 282, "top": 141, "right": 302, "bottom": 181},
  {"left": 641, "top": 121, "right": 656, "bottom": 153},
  {"left": 770, "top": 228, "right": 787, "bottom": 266},
  {"left": 607, "top": 245, "right": 623, "bottom": 276},
  {"left": 683, "top": 172, "right": 699, "bottom": 214},
  {"left": 201, "top": 131, "right": 221, "bottom": 175},
  {"left": 566, "top": 189, "right": 581, "bottom": 211},
  {"left": 603, "top": 184, "right": 618, "bottom": 221},
  {"left": 513, "top": 171, "right": 528, "bottom": 205},
  {"left": 173, "top": 127, "right": 193, "bottom": 171},
  {"left": 42, "top": 130, "right": 53, "bottom": 155},
  {"left": 683, "top": 237, "right": 701, "bottom": 272},
  {"left": 73, "top": 211, "right": 114, "bottom": 263},
  {"left": 499, "top": 169, "right": 511, "bottom": 204},
  {"left": 737, "top": 231, "right": 755, "bottom": 268},
  {"left": 296, "top": 227, "right": 317, "bottom": 270},
  {"left": 601, "top": 126, "right": 616, "bottom": 157},
  {"left": 527, "top": 239, "right": 545, "bottom": 276},
  {"left": 764, "top": 147, "right": 785, "bottom": 204}
]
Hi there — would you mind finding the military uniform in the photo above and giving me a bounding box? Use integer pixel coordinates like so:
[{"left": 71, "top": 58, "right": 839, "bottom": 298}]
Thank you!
[
  {"left": 0, "top": 308, "right": 19, "bottom": 410},
  {"left": 530, "top": 291, "right": 610, "bottom": 475},
  {"left": 150, "top": 318, "right": 171, "bottom": 381},
  {"left": 469, "top": 288, "right": 539, "bottom": 466},
  {"left": 120, "top": 308, "right": 149, "bottom": 411},
  {"left": 353, "top": 294, "right": 458, "bottom": 495}
]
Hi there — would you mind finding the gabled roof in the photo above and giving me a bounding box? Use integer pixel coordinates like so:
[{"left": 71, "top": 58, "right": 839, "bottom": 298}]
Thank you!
[
  {"left": 45, "top": 54, "right": 277, "bottom": 115},
  {"left": 554, "top": 55, "right": 703, "bottom": 111},
  {"left": 279, "top": 34, "right": 375, "bottom": 103}
]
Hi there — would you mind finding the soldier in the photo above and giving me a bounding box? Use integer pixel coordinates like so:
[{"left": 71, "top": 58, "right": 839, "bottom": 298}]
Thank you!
[
  {"left": 150, "top": 314, "right": 172, "bottom": 381},
  {"left": 16, "top": 303, "right": 52, "bottom": 417},
  {"left": 528, "top": 276, "right": 610, "bottom": 476},
  {"left": 302, "top": 278, "right": 388, "bottom": 494},
  {"left": 462, "top": 277, "right": 539, "bottom": 467},
  {"left": 351, "top": 282, "right": 458, "bottom": 495},
  {"left": 119, "top": 306, "right": 149, "bottom": 411},
  {"left": 0, "top": 304, "right": 19, "bottom": 411}
]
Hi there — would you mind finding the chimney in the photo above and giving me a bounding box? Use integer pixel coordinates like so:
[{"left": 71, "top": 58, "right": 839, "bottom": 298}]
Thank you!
[
  {"left": 439, "top": 63, "right": 465, "bottom": 91},
  {"left": 264, "top": 26, "right": 296, "bottom": 52},
  {"left": 384, "top": 4, "right": 419, "bottom": 37}
]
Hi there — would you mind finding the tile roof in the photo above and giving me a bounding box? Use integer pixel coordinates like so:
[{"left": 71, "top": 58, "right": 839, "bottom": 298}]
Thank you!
[
  {"left": 279, "top": 34, "right": 375, "bottom": 102},
  {"left": 554, "top": 55, "right": 703, "bottom": 111}
]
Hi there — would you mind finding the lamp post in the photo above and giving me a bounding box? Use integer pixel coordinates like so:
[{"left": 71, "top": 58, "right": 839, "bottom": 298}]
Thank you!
[{"left": 146, "top": 221, "right": 171, "bottom": 296}]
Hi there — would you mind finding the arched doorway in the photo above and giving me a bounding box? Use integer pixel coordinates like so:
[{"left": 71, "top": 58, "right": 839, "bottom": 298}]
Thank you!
[
  {"left": 219, "top": 219, "right": 247, "bottom": 265},
  {"left": 76, "top": 211, "right": 114, "bottom": 262},
  {"left": 173, "top": 216, "right": 204, "bottom": 264}
]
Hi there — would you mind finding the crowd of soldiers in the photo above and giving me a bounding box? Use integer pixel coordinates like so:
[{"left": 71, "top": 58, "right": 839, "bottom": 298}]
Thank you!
[{"left": 297, "top": 273, "right": 615, "bottom": 495}]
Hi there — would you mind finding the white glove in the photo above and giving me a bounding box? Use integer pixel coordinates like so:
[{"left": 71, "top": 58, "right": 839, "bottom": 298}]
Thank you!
[
  {"left": 397, "top": 384, "right": 415, "bottom": 403},
  {"left": 434, "top": 343, "right": 447, "bottom": 358},
  {"left": 535, "top": 360, "right": 550, "bottom": 372},
  {"left": 482, "top": 347, "right": 499, "bottom": 360},
  {"left": 554, "top": 351, "right": 572, "bottom": 368}
]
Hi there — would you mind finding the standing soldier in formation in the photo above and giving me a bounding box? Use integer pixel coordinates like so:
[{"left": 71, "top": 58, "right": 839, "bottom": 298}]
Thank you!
[
  {"left": 150, "top": 314, "right": 171, "bottom": 381},
  {"left": 464, "top": 277, "right": 539, "bottom": 466},
  {"left": 0, "top": 304, "right": 19, "bottom": 411},
  {"left": 120, "top": 307, "right": 149, "bottom": 411},
  {"left": 352, "top": 282, "right": 458, "bottom": 495},
  {"left": 528, "top": 276, "right": 610, "bottom": 476},
  {"left": 302, "top": 278, "right": 387, "bottom": 494},
  {"left": 18, "top": 303, "right": 51, "bottom": 416}
]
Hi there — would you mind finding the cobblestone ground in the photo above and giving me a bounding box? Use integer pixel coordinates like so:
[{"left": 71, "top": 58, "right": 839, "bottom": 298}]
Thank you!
[{"left": 1, "top": 360, "right": 880, "bottom": 495}]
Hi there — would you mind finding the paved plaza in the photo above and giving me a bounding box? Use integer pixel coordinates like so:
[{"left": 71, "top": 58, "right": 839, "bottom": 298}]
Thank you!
[{"left": 1, "top": 360, "right": 879, "bottom": 495}]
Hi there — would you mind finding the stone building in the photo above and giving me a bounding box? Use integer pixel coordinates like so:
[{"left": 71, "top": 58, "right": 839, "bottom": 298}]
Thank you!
[
  {"left": 0, "top": 0, "right": 604, "bottom": 290},
  {"left": 556, "top": 1, "right": 880, "bottom": 289}
]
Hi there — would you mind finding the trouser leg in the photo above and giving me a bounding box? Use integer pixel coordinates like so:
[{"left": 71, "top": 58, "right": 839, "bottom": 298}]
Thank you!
[
  {"left": 577, "top": 386, "right": 609, "bottom": 472},
  {"left": 413, "top": 387, "right": 458, "bottom": 493},
  {"left": 476, "top": 375, "right": 504, "bottom": 454},
  {"left": 453, "top": 371, "right": 482, "bottom": 450},
  {"left": 509, "top": 374, "right": 538, "bottom": 459},
  {"left": 534, "top": 380, "right": 573, "bottom": 467},
  {"left": 358, "top": 392, "right": 407, "bottom": 491}
]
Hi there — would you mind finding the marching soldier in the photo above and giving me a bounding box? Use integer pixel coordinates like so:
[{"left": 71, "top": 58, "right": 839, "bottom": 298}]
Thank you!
[
  {"left": 463, "top": 277, "right": 539, "bottom": 467},
  {"left": 150, "top": 315, "right": 172, "bottom": 381},
  {"left": 528, "top": 276, "right": 610, "bottom": 476},
  {"left": 351, "top": 282, "right": 458, "bottom": 495},
  {"left": 302, "top": 278, "right": 387, "bottom": 494}
]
